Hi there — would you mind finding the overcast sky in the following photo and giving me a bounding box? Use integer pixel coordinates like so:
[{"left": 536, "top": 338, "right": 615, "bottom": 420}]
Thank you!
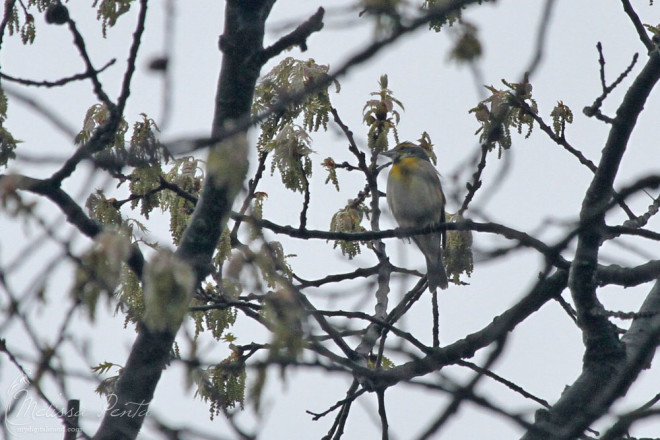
[{"left": 2, "top": 1, "right": 660, "bottom": 439}]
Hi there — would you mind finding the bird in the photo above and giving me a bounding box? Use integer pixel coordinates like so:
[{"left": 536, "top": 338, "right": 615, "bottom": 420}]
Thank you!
[{"left": 382, "top": 142, "right": 449, "bottom": 291}]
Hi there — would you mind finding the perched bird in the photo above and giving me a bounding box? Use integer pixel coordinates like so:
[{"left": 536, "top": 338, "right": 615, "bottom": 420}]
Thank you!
[{"left": 382, "top": 142, "right": 448, "bottom": 291}]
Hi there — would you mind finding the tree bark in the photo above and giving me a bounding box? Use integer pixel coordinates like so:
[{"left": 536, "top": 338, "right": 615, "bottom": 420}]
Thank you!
[{"left": 93, "top": 1, "right": 276, "bottom": 438}]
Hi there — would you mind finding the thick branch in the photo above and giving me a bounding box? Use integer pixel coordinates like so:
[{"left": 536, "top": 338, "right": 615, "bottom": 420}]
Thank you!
[
  {"left": 176, "top": 0, "right": 276, "bottom": 281},
  {"left": 94, "top": 1, "right": 277, "bottom": 439},
  {"left": 597, "top": 260, "right": 660, "bottom": 287},
  {"left": 569, "top": 50, "right": 660, "bottom": 365},
  {"left": 370, "top": 270, "right": 568, "bottom": 388},
  {"left": 523, "top": 277, "right": 660, "bottom": 439}
]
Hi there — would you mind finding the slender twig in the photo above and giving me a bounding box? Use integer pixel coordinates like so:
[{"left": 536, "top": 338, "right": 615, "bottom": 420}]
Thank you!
[
  {"left": 111, "top": 183, "right": 167, "bottom": 209},
  {"left": 432, "top": 289, "right": 440, "bottom": 348},
  {"left": 234, "top": 214, "right": 564, "bottom": 265},
  {"left": 377, "top": 389, "right": 389, "bottom": 440},
  {"left": 299, "top": 161, "right": 311, "bottom": 230},
  {"left": 230, "top": 151, "right": 268, "bottom": 238},
  {"left": 315, "top": 309, "right": 431, "bottom": 354},
  {"left": 330, "top": 380, "right": 360, "bottom": 440},
  {"left": 554, "top": 294, "right": 579, "bottom": 325},
  {"left": 584, "top": 48, "right": 639, "bottom": 118},
  {"left": 331, "top": 107, "right": 370, "bottom": 175},
  {"left": 1, "top": 59, "right": 116, "bottom": 88},
  {"left": 3, "top": 85, "right": 77, "bottom": 138},
  {"left": 294, "top": 265, "right": 380, "bottom": 288},
  {"left": 165, "top": 0, "right": 486, "bottom": 155},
  {"left": 600, "top": 408, "right": 660, "bottom": 440},
  {"left": 407, "top": 378, "right": 541, "bottom": 433},
  {"left": 418, "top": 338, "right": 507, "bottom": 439},
  {"left": 598, "top": 42, "right": 608, "bottom": 91},
  {"left": 525, "top": 0, "right": 557, "bottom": 78},
  {"left": 306, "top": 386, "right": 366, "bottom": 421},
  {"left": 158, "top": 175, "right": 198, "bottom": 204},
  {"left": 65, "top": 15, "right": 114, "bottom": 107},
  {"left": 459, "top": 144, "right": 488, "bottom": 214},
  {"left": 457, "top": 359, "right": 551, "bottom": 408},
  {"left": 116, "top": 0, "right": 149, "bottom": 113},
  {"left": 515, "top": 97, "right": 637, "bottom": 219}
]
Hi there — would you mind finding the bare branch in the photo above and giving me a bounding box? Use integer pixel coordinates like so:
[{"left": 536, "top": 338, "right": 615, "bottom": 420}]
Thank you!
[
  {"left": 377, "top": 389, "right": 389, "bottom": 440},
  {"left": 116, "top": 0, "right": 148, "bottom": 113},
  {"left": 64, "top": 11, "right": 114, "bottom": 108},
  {"left": 570, "top": 51, "right": 660, "bottom": 365},
  {"left": 1, "top": 58, "right": 116, "bottom": 88},
  {"left": 583, "top": 47, "right": 639, "bottom": 119},
  {"left": 165, "top": 0, "right": 487, "bottom": 155},
  {"left": 525, "top": 277, "right": 660, "bottom": 439},
  {"left": 3, "top": 85, "right": 77, "bottom": 138},
  {"left": 417, "top": 338, "right": 506, "bottom": 439},
  {"left": 621, "top": 0, "right": 654, "bottom": 52},
  {"left": 526, "top": 0, "right": 558, "bottom": 78},
  {"left": 457, "top": 359, "right": 551, "bottom": 408},
  {"left": 257, "top": 7, "right": 325, "bottom": 63},
  {"left": 371, "top": 270, "right": 568, "bottom": 389}
]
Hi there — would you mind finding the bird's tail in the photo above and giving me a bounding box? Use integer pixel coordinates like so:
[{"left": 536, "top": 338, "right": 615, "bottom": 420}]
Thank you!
[{"left": 426, "top": 257, "right": 449, "bottom": 291}]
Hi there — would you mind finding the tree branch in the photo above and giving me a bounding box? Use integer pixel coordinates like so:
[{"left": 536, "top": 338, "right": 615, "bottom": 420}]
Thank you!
[
  {"left": 523, "top": 277, "right": 660, "bottom": 439},
  {"left": 94, "top": 1, "right": 276, "bottom": 438},
  {"left": 583, "top": 46, "right": 639, "bottom": 120},
  {"left": 116, "top": 0, "right": 149, "bottom": 114},
  {"left": 164, "top": 0, "right": 487, "bottom": 155},
  {"left": 64, "top": 10, "right": 114, "bottom": 108},
  {"left": 371, "top": 270, "right": 568, "bottom": 389},
  {"left": 620, "top": 0, "right": 654, "bottom": 52},
  {"left": 0, "top": 58, "right": 116, "bottom": 88},
  {"left": 257, "top": 7, "right": 325, "bottom": 64},
  {"left": 570, "top": 50, "right": 660, "bottom": 365}
]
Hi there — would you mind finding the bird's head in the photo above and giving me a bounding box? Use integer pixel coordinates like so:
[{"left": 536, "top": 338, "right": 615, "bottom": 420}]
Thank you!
[{"left": 381, "top": 142, "right": 431, "bottom": 164}]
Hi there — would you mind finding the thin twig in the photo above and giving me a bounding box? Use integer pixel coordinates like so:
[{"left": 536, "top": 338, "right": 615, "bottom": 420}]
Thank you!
[
  {"left": 418, "top": 338, "right": 507, "bottom": 439},
  {"left": 299, "top": 161, "right": 311, "bottom": 230},
  {"left": 65, "top": 14, "right": 114, "bottom": 107},
  {"left": 1, "top": 59, "right": 116, "bottom": 88},
  {"left": 306, "top": 386, "right": 366, "bottom": 421},
  {"left": 3, "top": 85, "right": 77, "bottom": 138},
  {"left": 459, "top": 143, "right": 488, "bottom": 214},
  {"left": 432, "top": 289, "right": 440, "bottom": 348},
  {"left": 116, "top": 0, "right": 149, "bottom": 113},
  {"left": 457, "top": 359, "right": 551, "bottom": 408},
  {"left": 165, "top": 0, "right": 486, "bottom": 155},
  {"left": 377, "top": 389, "right": 389, "bottom": 440},
  {"left": 294, "top": 265, "right": 380, "bottom": 288},
  {"left": 230, "top": 151, "right": 268, "bottom": 239},
  {"left": 584, "top": 48, "right": 639, "bottom": 118}
]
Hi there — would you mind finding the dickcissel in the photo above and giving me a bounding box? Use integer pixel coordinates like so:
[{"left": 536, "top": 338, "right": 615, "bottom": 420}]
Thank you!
[{"left": 382, "top": 142, "right": 448, "bottom": 291}]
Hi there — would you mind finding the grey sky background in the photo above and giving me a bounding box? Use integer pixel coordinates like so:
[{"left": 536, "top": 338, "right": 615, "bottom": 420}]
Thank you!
[{"left": 2, "top": 0, "right": 660, "bottom": 438}]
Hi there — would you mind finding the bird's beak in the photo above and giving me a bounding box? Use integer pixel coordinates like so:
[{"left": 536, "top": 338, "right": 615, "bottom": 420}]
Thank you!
[{"left": 380, "top": 149, "right": 396, "bottom": 159}]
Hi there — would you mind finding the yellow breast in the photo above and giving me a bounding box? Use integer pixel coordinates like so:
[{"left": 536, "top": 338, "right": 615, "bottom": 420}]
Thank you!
[{"left": 389, "top": 157, "right": 421, "bottom": 182}]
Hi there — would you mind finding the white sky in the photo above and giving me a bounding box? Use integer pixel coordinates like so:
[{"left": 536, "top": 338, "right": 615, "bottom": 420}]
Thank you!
[{"left": 2, "top": 0, "right": 660, "bottom": 439}]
